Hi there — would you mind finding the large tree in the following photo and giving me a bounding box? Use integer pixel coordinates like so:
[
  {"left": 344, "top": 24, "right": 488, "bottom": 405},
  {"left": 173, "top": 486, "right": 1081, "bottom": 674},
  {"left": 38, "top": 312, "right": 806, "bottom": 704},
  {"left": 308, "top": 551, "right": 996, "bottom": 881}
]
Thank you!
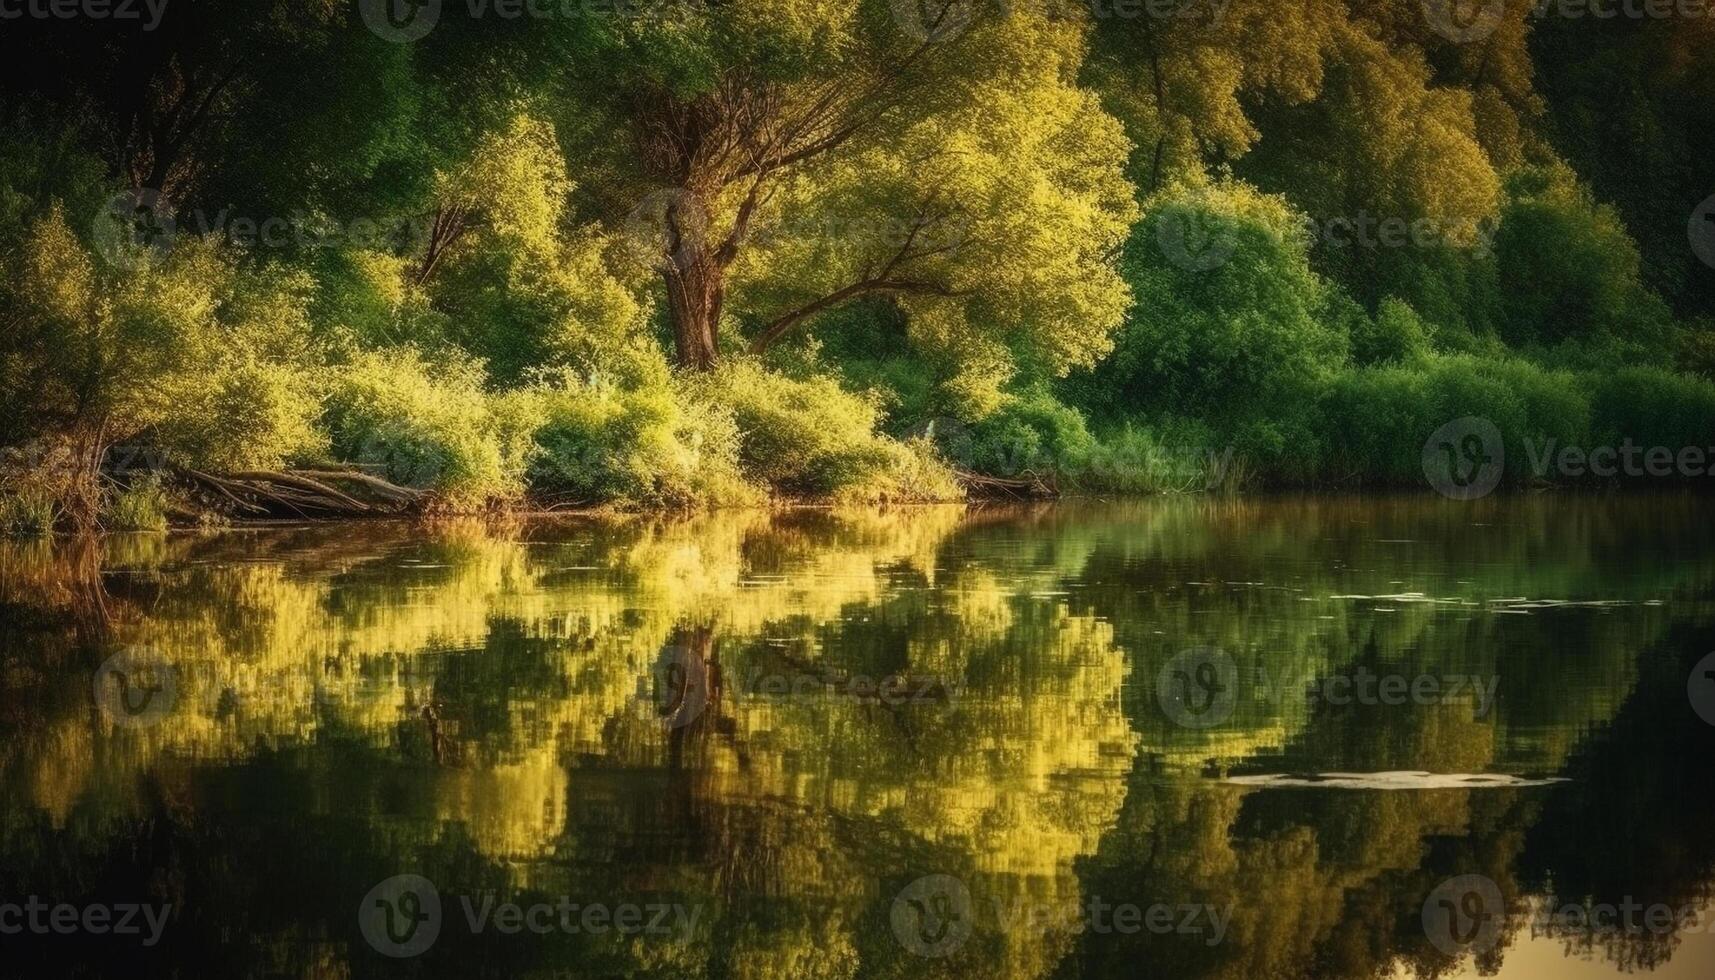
[{"left": 537, "top": 1, "right": 1135, "bottom": 377}]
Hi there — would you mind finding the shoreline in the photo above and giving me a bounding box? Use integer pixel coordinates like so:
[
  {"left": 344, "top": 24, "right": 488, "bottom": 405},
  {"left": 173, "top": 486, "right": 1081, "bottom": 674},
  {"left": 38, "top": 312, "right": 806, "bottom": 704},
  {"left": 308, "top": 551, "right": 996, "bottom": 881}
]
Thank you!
[{"left": 8, "top": 485, "right": 1712, "bottom": 538}]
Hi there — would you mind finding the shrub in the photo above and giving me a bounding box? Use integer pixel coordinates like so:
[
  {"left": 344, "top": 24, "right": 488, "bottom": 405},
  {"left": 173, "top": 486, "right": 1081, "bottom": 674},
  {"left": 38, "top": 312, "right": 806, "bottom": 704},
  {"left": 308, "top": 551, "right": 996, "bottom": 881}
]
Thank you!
[
  {"left": 1320, "top": 354, "right": 1591, "bottom": 486},
  {"left": 1586, "top": 367, "right": 1715, "bottom": 459},
  {"left": 828, "top": 437, "right": 965, "bottom": 506},
  {"left": 1491, "top": 164, "right": 1674, "bottom": 353},
  {"left": 963, "top": 387, "right": 1096, "bottom": 478},
  {"left": 694, "top": 360, "right": 961, "bottom": 502},
  {"left": 1078, "top": 182, "right": 1348, "bottom": 419},
  {"left": 1351, "top": 297, "right": 1433, "bottom": 367},
  {"left": 324, "top": 347, "right": 537, "bottom": 509},
  {"left": 0, "top": 489, "right": 57, "bottom": 535},
  {"left": 1077, "top": 421, "right": 1244, "bottom": 494},
  {"left": 104, "top": 474, "right": 168, "bottom": 532},
  {"left": 156, "top": 358, "right": 328, "bottom": 473},
  {"left": 527, "top": 363, "right": 755, "bottom": 509},
  {"left": 1068, "top": 181, "right": 1348, "bottom": 480},
  {"left": 147, "top": 257, "right": 329, "bottom": 472},
  {"left": 1677, "top": 322, "right": 1715, "bottom": 382}
]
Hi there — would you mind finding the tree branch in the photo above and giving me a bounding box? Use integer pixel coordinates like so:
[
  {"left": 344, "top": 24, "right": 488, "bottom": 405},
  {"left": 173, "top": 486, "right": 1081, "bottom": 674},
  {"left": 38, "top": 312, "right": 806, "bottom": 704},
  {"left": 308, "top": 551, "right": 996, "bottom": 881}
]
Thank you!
[{"left": 747, "top": 277, "right": 964, "bottom": 355}]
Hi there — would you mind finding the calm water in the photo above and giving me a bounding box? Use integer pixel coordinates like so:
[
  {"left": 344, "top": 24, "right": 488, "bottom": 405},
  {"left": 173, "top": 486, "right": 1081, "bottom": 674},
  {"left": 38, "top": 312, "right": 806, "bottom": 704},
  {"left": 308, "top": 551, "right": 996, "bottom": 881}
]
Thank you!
[{"left": 2, "top": 496, "right": 1714, "bottom": 979}]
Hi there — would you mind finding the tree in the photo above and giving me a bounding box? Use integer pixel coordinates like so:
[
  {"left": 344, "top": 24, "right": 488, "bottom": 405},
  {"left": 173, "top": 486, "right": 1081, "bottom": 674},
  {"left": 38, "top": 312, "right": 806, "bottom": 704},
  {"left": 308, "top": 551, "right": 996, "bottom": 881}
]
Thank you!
[
  {"left": 1071, "top": 181, "right": 1348, "bottom": 464},
  {"left": 1531, "top": 14, "right": 1715, "bottom": 319},
  {"left": 0, "top": 205, "right": 325, "bottom": 525},
  {"left": 1491, "top": 163, "right": 1674, "bottom": 354},
  {"left": 1083, "top": 0, "right": 1350, "bottom": 191},
  {"left": 414, "top": 111, "right": 648, "bottom": 382},
  {"left": 548, "top": 1, "right": 1135, "bottom": 376},
  {"left": 0, "top": 0, "right": 423, "bottom": 217}
]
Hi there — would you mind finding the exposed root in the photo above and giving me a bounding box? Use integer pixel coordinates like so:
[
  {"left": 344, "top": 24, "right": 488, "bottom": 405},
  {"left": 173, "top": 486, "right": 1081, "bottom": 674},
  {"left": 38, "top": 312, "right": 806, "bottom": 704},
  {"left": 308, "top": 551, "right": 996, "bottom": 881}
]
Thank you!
[
  {"left": 176, "top": 467, "right": 428, "bottom": 520},
  {"left": 954, "top": 469, "right": 1059, "bottom": 499}
]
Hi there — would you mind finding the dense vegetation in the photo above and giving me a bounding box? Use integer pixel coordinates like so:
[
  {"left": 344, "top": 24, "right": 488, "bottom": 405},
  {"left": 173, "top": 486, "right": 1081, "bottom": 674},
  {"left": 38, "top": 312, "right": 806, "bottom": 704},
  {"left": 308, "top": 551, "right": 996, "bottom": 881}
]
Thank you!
[{"left": 1, "top": 1, "right": 1712, "bottom": 527}]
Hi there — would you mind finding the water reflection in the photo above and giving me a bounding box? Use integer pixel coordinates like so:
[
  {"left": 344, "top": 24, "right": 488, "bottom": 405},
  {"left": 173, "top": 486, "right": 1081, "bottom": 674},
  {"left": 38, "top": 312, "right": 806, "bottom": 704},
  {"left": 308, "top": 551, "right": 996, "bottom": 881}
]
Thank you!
[{"left": 0, "top": 496, "right": 1712, "bottom": 978}]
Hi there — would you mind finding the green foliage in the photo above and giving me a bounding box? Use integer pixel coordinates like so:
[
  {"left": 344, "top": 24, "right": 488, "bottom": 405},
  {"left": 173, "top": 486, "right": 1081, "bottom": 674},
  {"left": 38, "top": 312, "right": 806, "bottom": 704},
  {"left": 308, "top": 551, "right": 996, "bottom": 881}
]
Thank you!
[
  {"left": 964, "top": 387, "right": 1096, "bottom": 478},
  {"left": 0, "top": 2, "right": 1711, "bottom": 517},
  {"left": 0, "top": 490, "right": 57, "bottom": 536},
  {"left": 104, "top": 474, "right": 169, "bottom": 533},
  {"left": 324, "top": 347, "right": 536, "bottom": 509},
  {"left": 1320, "top": 355, "right": 1591, "bottom": 486},
  {"left": 1491, "top": 165, "right": 1674, "bottom": 356},
  {"left": 1488, "top": 166, "right": 1673, "bottom": 355},
  {"left": 1, "top": 204, "right": 328, "bottom": 522},
  {"left": 1586, "top": 367, "right": 1715, "bottom": 458},
  {"left": 147, "top": 257, "right": 330, "bottom": 472},
  {"left": 1351, "top": 297, "right": 1433, "bottom": 367},
  {"left": 561, "top": 2, "right": 1137, "bottom": 385},
  {"left": 1532, "top": 15, "right": 1715, "bottom": 319},
  {"left": 527, "top": 363, "right": 755, "bottom": 510},
  {"left": 1315, "top": 356, "right": 1715, "bottom": 488},
  {"left": 1077, "top": 423, "right": 1243, "bottom": 495},
  {"left": 308, "top": 249, "right": 443, "bottom": 349},
  {"left": 694, "top": 360, "right": 960, "bottom": 502},
  {"left": 422, "top": 112, "right": 648, "bottom": 383},
  {"left": 1071, "top": 181, "right": 1347, "bottom": 474},
  {"left": 1679, "top": 324, "right": 1715, "bottom": 383}
]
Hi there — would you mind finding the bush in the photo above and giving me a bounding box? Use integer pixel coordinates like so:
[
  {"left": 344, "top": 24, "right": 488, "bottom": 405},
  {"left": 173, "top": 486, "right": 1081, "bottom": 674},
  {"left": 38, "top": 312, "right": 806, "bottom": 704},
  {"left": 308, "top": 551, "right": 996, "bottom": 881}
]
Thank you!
[
  {"left": 1351, "top": 297, "right": 1433, "bottom": 367},
  {"left": 104, "top": 474, "right": 168, "bottom": 532},
  {"left": 694, "top": 360, "right": 961, "bottom": 502},
  {"left": 0, "top": 489, "right": 57, "bottom": 535},
  {"left": 1491, "top": 164, "right": 1673, "bottom": 354},
  {"left": 1077, "top": 422, "right": 1245, "bottom": 494},
  {"left": 527, "top": 362, "right": 755, "bottom": 509},
  {"left": 1586, "top": 367, "right": 1715, "bottom": 458},
  {"left": 156, "top": 358, "right": 328, "bottom": 473},
  {"left": 148, "top": 258, "right": 329, "bottom": 472},
  {"left": 830, "top": 437, "right": 964, "bottom": 505},
  {"left": 1678, "top": 322, "right": 1715, "bottom": 382},
  {"left": 1068, "top": 181, "right": 1348, "bottom": 480},
  {"left": 324, "top": 346, "right": 538, "bottom": 509},
  {"left": 963, "top": 387, "right": 1096, "bottom": 478},
  {"left": 1320, "top": 354, "right": 1591, "bottom": 486}
]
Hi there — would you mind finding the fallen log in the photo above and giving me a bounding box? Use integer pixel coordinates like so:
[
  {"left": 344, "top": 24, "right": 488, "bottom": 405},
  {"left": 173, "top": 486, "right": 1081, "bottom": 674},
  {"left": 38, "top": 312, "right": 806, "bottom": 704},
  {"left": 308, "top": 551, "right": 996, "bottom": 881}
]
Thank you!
[
  {"left": 291, "top": 469, "right": 427, "bottom": 503},
  {"left": 954, "top": 469, "right": 1059, "bottom": 499},
  {"left": 228, "top": 471, "right": 373, "bottom": 512},
  {"left": 176, "top": 466, "right": 429, "bottom": 519}
]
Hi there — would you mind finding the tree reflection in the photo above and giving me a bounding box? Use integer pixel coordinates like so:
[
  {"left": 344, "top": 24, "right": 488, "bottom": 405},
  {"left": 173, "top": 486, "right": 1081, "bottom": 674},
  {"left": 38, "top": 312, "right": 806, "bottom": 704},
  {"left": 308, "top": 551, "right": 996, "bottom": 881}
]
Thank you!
[{"left": 0, "top": 497, "right": 1711, "bottom": 977}]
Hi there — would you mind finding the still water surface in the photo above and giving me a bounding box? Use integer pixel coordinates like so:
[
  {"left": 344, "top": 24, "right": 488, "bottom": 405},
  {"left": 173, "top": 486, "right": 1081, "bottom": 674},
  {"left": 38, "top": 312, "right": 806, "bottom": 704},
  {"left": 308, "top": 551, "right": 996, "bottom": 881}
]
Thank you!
[{"left": 2, "top": 496, "right": 1713, "bottom": 978}]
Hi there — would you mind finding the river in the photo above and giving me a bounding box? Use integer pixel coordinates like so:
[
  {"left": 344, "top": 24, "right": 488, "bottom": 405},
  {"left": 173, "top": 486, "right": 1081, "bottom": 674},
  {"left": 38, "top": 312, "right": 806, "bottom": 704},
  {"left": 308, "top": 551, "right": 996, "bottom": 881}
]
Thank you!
[{"left": 2, "top": 495, "right": 1713, "bottom": 978}]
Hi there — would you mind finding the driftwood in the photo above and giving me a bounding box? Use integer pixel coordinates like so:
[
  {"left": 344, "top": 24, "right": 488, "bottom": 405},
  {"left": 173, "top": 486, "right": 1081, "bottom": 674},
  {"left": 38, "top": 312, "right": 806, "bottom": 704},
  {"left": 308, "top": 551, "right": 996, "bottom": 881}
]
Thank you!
[
  {"left": 177, "top": 467, "right": 428, "bottom": 519},
  {"left": 954, "top": 469, "right": 1059, "bottom": 500}
]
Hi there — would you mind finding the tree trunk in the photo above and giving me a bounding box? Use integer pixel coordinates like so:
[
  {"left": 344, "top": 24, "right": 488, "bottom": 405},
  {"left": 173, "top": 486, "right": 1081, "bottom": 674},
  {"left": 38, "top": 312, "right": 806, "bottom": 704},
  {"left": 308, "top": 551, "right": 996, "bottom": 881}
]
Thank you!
[{"left": 664, "top": 250, "right": 724, "bottom": 371}]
